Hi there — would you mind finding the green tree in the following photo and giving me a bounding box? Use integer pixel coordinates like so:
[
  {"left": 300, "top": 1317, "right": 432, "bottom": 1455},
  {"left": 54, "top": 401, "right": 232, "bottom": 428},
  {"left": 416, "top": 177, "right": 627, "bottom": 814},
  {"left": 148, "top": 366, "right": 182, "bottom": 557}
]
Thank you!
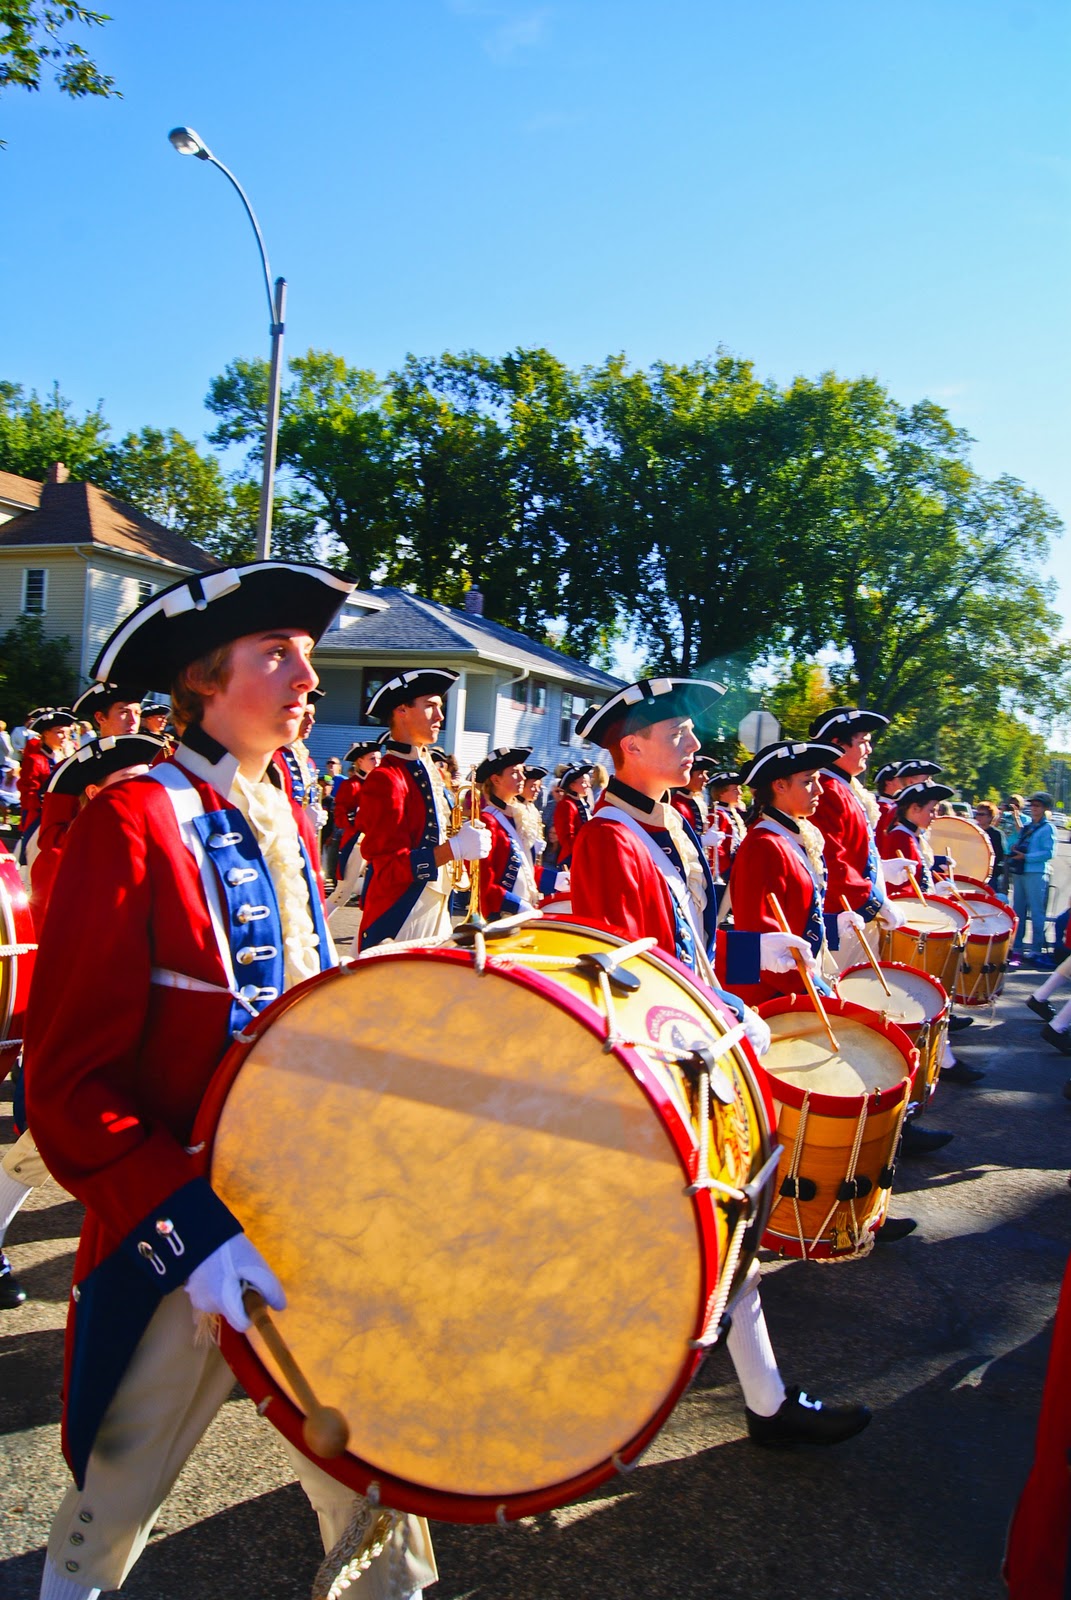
[
  {"left": 1, "top": 2, "right": 119, "bottom": 145},
  {"left": 102, "top": 426, "right": 230, "bottom": 542},
  {"left": 0, "top": 612, "right": 74, "bottom": 724},
  {"left": 0, "top": 379, "right": 111, "bottom": 481}
]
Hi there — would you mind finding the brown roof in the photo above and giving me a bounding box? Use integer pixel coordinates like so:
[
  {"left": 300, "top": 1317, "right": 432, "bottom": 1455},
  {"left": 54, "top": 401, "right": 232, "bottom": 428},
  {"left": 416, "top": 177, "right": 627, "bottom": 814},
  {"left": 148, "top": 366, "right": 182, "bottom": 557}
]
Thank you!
[
  {"left": 0, "top": 470, "right": 43, "bottom": 510},
  {"left": 0, "top": 479, "right": 220, "bottom": 572}
]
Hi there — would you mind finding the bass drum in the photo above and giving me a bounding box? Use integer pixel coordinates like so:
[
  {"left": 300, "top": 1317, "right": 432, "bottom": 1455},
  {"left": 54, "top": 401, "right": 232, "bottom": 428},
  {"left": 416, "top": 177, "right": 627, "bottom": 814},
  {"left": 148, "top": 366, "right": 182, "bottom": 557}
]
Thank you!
[
  {"left": 195, "top": 921, "right": 775, "bottom": 1524},
  {"left": 0, "top": 839, "right": 35, "bottom": 1060}
]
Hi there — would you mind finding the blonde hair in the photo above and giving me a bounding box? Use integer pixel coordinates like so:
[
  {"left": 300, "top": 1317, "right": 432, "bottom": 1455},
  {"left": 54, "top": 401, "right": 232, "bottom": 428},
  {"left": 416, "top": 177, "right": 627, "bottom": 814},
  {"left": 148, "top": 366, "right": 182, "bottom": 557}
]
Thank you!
[{"left": 170, "top": 643, "right": 235, "bottom": 734}]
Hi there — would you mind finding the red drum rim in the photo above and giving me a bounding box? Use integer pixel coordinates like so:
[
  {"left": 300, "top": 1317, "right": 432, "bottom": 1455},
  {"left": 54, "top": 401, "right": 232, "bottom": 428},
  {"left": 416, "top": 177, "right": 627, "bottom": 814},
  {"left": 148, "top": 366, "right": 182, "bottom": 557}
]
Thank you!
[
  {"left": 887, "top": 891, "right": 970, "bottom": 937},
  {"left": 755, "top": 994, "right": 918, "bottom": 1115},
  {"left": 0, "top": 847, "right": 34, "bottom": 1048},
  {"left": 952, "top": 876, "right": 1001, "bottom": 900},
  {"left": 838, "top": 960, "right": 950, "bottom": 1025},
  {"left": 195, "top": 945, "right": 724, "bottom": 1524}
]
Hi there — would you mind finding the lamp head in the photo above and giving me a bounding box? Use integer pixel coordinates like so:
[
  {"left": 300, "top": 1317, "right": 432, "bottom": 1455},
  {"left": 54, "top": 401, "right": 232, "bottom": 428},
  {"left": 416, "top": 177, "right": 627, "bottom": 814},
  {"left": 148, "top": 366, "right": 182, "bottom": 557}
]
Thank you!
[{"left": 168, "top": 126, "right": 212, "bottom": 160}]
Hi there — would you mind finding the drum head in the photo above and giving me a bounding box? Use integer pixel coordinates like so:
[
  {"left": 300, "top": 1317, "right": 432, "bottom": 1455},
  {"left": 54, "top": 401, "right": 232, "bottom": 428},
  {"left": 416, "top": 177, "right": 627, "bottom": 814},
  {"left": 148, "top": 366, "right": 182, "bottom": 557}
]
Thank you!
[
  {"left": 204, "top": 951, "right": 709, "bottom": 1514},
  {"left": 897, "top": 896, "right": 969, "bottom": 936},
  {"left": 929, "top": 816, "right": 994, "bottom": 882},
  {"left": 837, "top": 963, "right": 947, "bottom": 1026},
  {"left": 965, "top": 900, "right": 1015, "bottom": 937},
  {"left": 762, "top": 1012, "right": 908, "bottom": 1099}
]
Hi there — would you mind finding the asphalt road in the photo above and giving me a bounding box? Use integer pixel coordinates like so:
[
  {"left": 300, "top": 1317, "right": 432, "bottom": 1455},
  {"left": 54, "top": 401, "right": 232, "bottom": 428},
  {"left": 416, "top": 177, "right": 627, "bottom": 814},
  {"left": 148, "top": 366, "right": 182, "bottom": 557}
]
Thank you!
[{"left": 1, "top": 915, "right": 1068, "bottom": 1600}]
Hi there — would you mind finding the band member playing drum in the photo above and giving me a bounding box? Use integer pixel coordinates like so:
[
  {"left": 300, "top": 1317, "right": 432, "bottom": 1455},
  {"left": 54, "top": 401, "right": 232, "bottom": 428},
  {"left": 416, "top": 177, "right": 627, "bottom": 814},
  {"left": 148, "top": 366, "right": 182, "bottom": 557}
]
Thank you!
[
  {"left": 24, "top": 563, "right": 435, "bottom": 1600},
  {"left": 807, "top": 708, "right": 953, "bottom": 1154},
  {"left": 728, "top": 740, "right": 850, "bottom": 1007},
  {"left": 570, "top": 679, "right": 871, "bottom": 1447},
  {"left": 476, "top": 745, "right": 541, "bottom": 920},
  {"left": 357, "top": 669, "right": 490, "bottom": 950}
]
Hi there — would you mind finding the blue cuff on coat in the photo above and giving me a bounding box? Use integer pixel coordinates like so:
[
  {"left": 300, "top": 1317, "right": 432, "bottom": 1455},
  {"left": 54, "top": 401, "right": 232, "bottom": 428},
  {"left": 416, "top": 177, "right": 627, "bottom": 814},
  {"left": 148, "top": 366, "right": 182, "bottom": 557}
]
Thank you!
[
  {"left": 116, "top": 1176, "right": 243, "bottom": 1295},
  {"left": 723, "top": 929, "right": 762, "bottom": 986},
  {"left": 410, "top": 845, "right": 438, "bottom": 884},
  {"left": 824, "top": 911, "right": 840, "bottom": 951},
  {"left": 499, "top": 892, "right": 523, "bottom": 918}
]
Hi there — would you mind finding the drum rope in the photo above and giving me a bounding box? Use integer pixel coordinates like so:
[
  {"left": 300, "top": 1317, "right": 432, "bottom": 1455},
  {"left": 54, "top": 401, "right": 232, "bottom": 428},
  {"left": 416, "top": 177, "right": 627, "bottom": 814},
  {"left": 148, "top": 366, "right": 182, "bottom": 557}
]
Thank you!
[
  {"left": 0, "top": 943, "right": 36, "bottom": 958},
  {"left": 768, "top": 1094, "right": 811, "bottom": 1259},
  {"left": 312, "top": 1508, "right": 404, "bottom": 1600},
  {"left": 690, "top": 1207, "right": 750, "bottom": 1349}
]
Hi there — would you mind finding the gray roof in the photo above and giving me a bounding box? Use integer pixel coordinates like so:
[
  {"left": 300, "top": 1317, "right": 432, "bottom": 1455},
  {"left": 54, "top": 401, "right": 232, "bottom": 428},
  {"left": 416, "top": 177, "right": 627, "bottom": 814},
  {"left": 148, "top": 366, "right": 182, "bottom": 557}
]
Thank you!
[{"left": 320, "top": 587, "right": 623, "bottom": 691}]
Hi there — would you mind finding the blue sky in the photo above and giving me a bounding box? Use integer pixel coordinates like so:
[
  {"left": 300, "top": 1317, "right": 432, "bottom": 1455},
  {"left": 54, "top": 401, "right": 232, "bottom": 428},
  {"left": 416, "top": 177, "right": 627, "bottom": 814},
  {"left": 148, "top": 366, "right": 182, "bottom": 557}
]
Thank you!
[{"left": 3, "top": 1, "right": 1069, "bottom": 628}]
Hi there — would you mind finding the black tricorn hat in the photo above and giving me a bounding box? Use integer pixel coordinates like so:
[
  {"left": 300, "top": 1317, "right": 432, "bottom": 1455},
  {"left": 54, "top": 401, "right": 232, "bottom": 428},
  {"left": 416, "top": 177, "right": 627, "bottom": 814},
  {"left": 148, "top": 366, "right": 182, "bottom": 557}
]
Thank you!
[
  {"left": 808, "top": 705, "right": 889, "bottom": 741},
  {"left": 708, "top": 769, "right": 743, "bottom": 788},
  {"left": 27, "top": 707, "right": 76, "bottom": 734},
  {"left": 559, "top": 763, "right": 593, "bottom": 791},
  {"left": 345, "top": 741, "right": 380, "bottom": 764},
  {"left": 139, "top": 701, "right": 171, "bottom": 719},
  {"left": 72, "top": 682, "right": 144, "bottom": 720},
  {"left": 896, "top": 758, "right": 944, "bottom": 781},
  {"left": 475, "top": 746, "right": 532, "bottom": 784},
  {"left": 575, "top": 677, "right": 726, "bottom": 748},
  {"left": 365, "top": 669, "right": 459, "bottom": 722},
  {"left": 524, "top": 765, "right": 549, "bottom": 781},
  {"left": 741, "top": 741, "right": 843, "bottom": 787},
  {"left": 91, "top": 562, "right": 354, "bottom": 688},
  {"left": 897, "top": 781, "right": 954, "bottom": 810},
  {"left": 46, "top": 734, "right": 166, "bottom": 796}
]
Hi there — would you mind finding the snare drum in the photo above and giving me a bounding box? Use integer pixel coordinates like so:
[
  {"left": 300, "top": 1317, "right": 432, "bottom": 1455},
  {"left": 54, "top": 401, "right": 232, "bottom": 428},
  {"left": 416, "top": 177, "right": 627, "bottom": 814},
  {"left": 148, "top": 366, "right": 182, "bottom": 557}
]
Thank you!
[
  {"left": 196, "top": 921, "right": 774, "bottom": 1523},
  {"left": 880, "top": 894, "right": 968, "bottom": 994},
  {"left": 955, "top": 894, "right": 1016, "bottom": 1005},
  {"left": 756, "top": 995, "right": 917, "bottom": 1261},
  {"left": 0, "top": 841, "right": 34, "bottom": 1059},
  {"left": 837, "top": 961, "right": 949, "bottom": 1106},
  {"left": 928, "top": 816, "right": 995, "bottom": 884}
]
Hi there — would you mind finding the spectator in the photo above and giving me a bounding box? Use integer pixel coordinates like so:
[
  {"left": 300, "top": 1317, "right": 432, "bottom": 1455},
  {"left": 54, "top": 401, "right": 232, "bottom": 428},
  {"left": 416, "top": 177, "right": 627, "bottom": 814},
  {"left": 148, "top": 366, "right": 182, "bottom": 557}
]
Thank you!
[
  {"left": 1009, "top": 792, "right": 1058, "bottom": 965},
  {"left": 972, "top": 801, "right": 1007, "bottom": 896}
]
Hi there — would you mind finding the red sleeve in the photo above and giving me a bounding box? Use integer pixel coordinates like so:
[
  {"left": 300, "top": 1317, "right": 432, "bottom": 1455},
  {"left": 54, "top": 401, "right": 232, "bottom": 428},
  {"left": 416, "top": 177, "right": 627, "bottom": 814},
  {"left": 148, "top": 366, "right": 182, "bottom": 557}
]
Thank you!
[
  {"left": 879, "top": 827, "right": 921, "bottom": 869},
  {"left": 24, "top": 787, "right": 200, "bottom": 1239},
  {"left": 357, "top": 763, "right": 426, "bottom": 905},
  {"left": 812, "top": 781, "right": 875, "bottom": 912},
  {"left": 478, "top": 809, "right": 512, "bottom": 919},
  {"left": 571, "top": 818, "right": 676, "bottom": 951},
  {"left": 728, "top": 829, "right": 811, "bottom": 1001},
  {"left": 18, "top": 746, "right": 49, "bottom": 832},
  {"left": 333, "top": 777, "right": 359, "bottom": 834},
  {"left": 556, "top": 796, "right": 582, "bottom": 859},
  {"left": 28, "top": 790, "right": 79, "bottom": 922}
]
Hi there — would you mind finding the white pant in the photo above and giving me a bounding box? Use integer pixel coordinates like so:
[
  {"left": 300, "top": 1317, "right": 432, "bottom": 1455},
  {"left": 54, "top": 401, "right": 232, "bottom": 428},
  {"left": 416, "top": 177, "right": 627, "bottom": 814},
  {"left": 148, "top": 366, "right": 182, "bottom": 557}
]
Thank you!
[{"left": 46, "top": 1288, "right": 435, "bottom": 1595}]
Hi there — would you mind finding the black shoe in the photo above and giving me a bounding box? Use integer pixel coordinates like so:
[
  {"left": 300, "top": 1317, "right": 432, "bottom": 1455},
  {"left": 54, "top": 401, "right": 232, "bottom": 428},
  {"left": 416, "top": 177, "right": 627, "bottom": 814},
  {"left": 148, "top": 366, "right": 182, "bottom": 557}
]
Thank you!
[
  {"left": 746, "top": 1385, "right": 871, "bottom": 1448},
  {"left": 1028, "top": 995, "right": 1057, "bottom": 1022},
  {"left": 1042, "top": 1024, "right": 1071, "bottom": 1057},
  {"left": 0, "top": 1252, "right": 26, "bottom": 1309},
  {"left": 947, "top": 1014, "right": 974, "bottom": 1033},
  {"left": 940, "top": 1060, "right": 986, "bottom": 1086},
  {"left": 875, "top": 1216, "right": 918, "bottom": 1243},
  {"left": 900, "top": 1122, "right": 954, "bottom": 1157}
]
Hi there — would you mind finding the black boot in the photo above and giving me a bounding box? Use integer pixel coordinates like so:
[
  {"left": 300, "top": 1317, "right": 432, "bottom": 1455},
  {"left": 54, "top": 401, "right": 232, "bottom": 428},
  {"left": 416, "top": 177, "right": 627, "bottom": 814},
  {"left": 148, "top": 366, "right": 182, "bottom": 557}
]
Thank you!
[
  {"left": 746, "top": 1385, "right": 871, "bottom": 1448},
  {"left": 0, "top": 1251, "right": 26, "bottom": 1309},
  {"left": 900, "top": 1121, "right": 953, "bottom": 1157}
]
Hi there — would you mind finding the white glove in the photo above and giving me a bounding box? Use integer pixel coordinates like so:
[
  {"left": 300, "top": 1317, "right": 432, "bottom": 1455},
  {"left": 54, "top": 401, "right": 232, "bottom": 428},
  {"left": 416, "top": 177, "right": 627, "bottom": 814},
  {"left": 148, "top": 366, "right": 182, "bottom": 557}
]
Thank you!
[
  {"left": 836, "top": 909, "right": 866, "bottom": 944},
  {"left": 449, "top": 820, "right": 492, "bottom": 861},
  {"left": 876, "top": 897, "right": 907, "bottom": 930},
  {"left": 741, "top": 1006, "right": 771, "bottom": 1057},
  {"left": 554, "top": 868, "right": 571, "bottom": 892},
  {"left": 531, "top": 838, "right": 546, "bottom": 858},
  {"left": 700, "top": 829, "right": 725, "bottom": 849},
  {"left": 882, "top": 857, "right": 918, "bottom": 886},
  {"left": 185, "top": 1235, "right": 286, "bottom": 1334},
  {"left": 759, "top": 932, "right": 815, "bottom": 974}
]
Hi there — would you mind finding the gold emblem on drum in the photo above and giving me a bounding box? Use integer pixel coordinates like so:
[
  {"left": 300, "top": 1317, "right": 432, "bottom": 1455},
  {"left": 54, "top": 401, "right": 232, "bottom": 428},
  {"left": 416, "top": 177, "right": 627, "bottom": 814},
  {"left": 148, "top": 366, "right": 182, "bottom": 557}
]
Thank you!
[{"left": 643, "top": 1004, "right": 752, "bottom": 1187}]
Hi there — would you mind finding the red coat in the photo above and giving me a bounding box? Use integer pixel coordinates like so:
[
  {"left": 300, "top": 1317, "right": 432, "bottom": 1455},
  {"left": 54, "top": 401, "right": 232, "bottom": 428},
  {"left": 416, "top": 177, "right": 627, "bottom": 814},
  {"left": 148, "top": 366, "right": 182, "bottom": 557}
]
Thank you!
[
  {"left": 553, "top": 793, "right": 588, "bottom": 865},
  {"left": 1005, "top": 1250, "right": 1071, "bottom": 1598},
  {"left": 333, "top": 774, "right": 364, "bottom": 852},
  {"left": 356, "top": 751, "right": 444, "bottom": 949},
  {"left": 28, "top": 789, "right": 79, "bottom": 921},
  {"left": 714, "top": 803, "right": 744, "bottom": 879},
  {"left": 729, "top": 820, "right": 824, "bottom": 1008},
  {"left": 875, "top": 794, "right": 897, "bottom": 850},
  {"left": 879, "top": 818, "right": 933, "bottom": 892},
  {"left": 671, "top": 791, "right": 705, "bottom": 834},
  {"left": 18, "top": 739, "right": 55, "bottom": 837},
  {"left": 810, "top": 767, "right": 884, "bottom": 920},
  {"left": 478, "top": 803, "right": 535, "bottom": 920},
  {"left": 24, "top": 751, "right": 328, "bottom": 1485}
]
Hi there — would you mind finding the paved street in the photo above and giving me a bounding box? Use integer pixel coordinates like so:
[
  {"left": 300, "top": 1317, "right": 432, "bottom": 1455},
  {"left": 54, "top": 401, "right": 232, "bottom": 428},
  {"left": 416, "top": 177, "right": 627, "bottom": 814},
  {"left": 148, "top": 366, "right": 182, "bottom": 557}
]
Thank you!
[{"left": 1, "top": 921, "right": 1068, "bottom": 1600}]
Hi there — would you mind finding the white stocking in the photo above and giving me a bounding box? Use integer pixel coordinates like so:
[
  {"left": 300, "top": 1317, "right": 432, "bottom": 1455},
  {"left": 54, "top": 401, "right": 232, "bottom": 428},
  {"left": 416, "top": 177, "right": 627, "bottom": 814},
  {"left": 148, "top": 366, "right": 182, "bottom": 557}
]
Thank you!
[{"left": 725, "top": 1264, "right": 787, "bottom": 1418}]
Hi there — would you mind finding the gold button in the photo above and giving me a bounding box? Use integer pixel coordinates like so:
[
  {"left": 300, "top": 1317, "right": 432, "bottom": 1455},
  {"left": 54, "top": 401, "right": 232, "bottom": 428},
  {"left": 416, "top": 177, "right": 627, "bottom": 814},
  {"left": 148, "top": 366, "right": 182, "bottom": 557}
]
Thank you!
[{"left": 65, "top": 1560, "right": 80, "bottom": 1572}]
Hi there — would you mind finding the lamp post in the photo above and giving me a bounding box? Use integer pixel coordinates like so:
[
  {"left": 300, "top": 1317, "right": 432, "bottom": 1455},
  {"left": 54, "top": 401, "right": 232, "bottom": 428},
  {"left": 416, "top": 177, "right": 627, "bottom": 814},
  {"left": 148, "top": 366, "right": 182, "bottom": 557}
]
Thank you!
[{"left": 168, "top": 125, "right": 284, "bottom": 560}]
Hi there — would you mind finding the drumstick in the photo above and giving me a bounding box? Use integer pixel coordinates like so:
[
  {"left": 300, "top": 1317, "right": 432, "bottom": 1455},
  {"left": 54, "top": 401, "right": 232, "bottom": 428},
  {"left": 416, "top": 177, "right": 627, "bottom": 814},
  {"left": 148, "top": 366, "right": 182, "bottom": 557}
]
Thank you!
[
  {"left": 839, "top": 895, "right": 891, "bottom": 996},
  {"left": 896, "top": 851, "right": 928, "bottom": 907},
  {"left": 766, "top": 892, "right": 839, "bottom": 1053},
  {"left": 243, "top": 1288, "right": 350, "bottom": 1459}
]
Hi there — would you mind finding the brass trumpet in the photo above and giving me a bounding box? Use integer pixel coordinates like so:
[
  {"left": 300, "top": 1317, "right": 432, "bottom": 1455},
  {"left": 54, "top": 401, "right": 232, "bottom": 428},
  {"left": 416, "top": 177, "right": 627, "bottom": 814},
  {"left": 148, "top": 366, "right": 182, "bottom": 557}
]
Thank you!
[{"left": 446, "top": 767, "right": 483, "bottom": 918}]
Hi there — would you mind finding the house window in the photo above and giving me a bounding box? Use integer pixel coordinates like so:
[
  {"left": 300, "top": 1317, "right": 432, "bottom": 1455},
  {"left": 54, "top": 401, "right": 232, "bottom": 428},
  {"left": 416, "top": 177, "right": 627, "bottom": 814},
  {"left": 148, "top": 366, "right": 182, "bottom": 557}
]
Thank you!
[
  {"left": 560, "top": 692, "right": 573, "bottom": 744},
  {"left": 532, "top": 679, "right": 547, "bottom": 714},
  {"left": 361, "top": 670, "right": 391, "bottom": 722},
  {"left": 22, "top": 569, "right": 46, "bottom": 615},
  {"left": 509, "top": 678, "right": 528, "bottom": 707},
  {"left": 137, "top": 580, "right": 155, "bottom": 606}
]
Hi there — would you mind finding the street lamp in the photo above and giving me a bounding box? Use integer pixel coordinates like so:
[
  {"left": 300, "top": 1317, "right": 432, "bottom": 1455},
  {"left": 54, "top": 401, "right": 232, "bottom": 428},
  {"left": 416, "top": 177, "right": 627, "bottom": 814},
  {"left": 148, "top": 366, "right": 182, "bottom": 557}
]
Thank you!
[{"left": 168, "top": 125, "right": 285, "bottom": 560}]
